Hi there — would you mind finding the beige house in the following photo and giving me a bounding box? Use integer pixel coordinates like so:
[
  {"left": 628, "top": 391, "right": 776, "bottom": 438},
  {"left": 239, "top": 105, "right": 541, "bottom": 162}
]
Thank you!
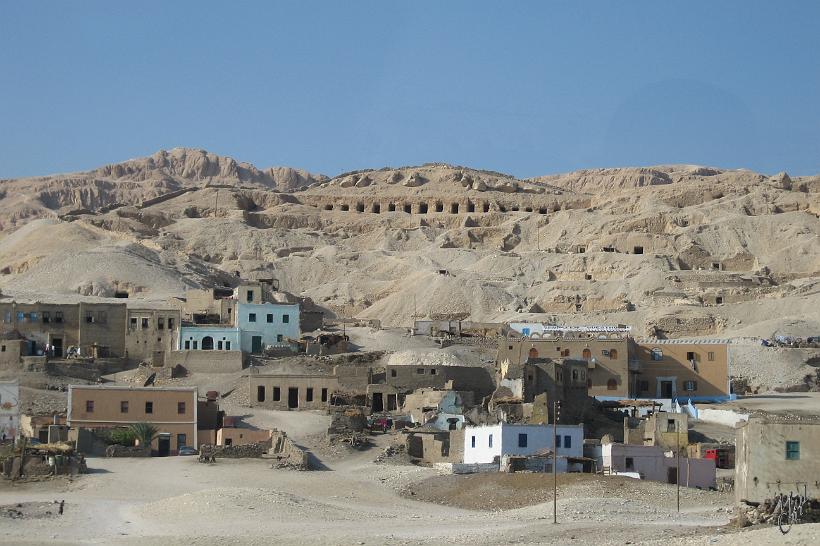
[
  {"left": 497, "top": 334, "right": 629, "bottom": 397},
  {"left": 0, "top": 301, "right": 127, "bottom": 358},
  {"left": 735, "top": 417, "right": 820, "bottom": 503},
  {"left": 631, "top": 339, "right": 730, "bottom": 400},
  {"left": 125, "top": 307, "right": 180, "bottom": 366},
  {"left": 624, "top": 411, "right": 688, "bottom": 453},
  {"left": 67, "top": 385, "right": 198, "bottom": 455},
  {"left": 249, "top": 373, "right": 339, "bottom": 410}
]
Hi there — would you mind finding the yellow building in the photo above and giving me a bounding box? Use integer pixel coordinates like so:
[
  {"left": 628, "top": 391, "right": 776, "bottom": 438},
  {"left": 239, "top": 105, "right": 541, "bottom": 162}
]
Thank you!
[{"left": 631, "top": 339, "right": 730, "bottom": 400}]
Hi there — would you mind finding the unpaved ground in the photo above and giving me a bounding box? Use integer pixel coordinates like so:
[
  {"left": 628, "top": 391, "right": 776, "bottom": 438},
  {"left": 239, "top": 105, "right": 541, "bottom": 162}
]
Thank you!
[{"left": 0, "top": 441, "right": 742, "bottom": 546}]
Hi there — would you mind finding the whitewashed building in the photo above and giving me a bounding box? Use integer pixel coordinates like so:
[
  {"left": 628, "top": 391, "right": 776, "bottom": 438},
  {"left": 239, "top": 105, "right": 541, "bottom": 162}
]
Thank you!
[{"left": 463, "top": 423, "right": 584, "bottom": 472}]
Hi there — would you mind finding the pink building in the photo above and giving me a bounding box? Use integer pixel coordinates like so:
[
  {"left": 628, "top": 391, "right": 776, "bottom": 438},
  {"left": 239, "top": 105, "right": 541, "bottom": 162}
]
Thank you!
[{"left": 602, "top": 442, "right": 715, "bottom": 489}]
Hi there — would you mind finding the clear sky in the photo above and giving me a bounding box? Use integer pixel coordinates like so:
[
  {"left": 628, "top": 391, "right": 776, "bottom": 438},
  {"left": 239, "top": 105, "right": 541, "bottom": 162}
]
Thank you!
[{"left": 1, "top": 1, "right": 818, "bottom": 179}]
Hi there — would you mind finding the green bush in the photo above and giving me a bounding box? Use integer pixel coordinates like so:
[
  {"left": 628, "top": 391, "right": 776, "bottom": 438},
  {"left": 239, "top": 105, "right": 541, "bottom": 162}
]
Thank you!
[{"left": 108, "top": 428, "right": 137, "bottom": 446}]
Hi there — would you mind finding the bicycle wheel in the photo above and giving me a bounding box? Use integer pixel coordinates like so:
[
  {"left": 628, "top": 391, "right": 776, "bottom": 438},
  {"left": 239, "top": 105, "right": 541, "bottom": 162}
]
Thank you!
[{"left": 778, "top": 510, "right": 792, "bottom": 534}]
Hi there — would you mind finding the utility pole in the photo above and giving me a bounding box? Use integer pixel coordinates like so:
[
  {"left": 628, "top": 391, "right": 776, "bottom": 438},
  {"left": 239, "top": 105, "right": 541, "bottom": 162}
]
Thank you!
[
  {"left": 553, "top": 400, "right": 561, "bottom": 524},
  {"left": 214, "top": 189, "right": 219, "bottom": 218},
  {"left": 676, "top": 419, "right": 681, "bottom": 513}
]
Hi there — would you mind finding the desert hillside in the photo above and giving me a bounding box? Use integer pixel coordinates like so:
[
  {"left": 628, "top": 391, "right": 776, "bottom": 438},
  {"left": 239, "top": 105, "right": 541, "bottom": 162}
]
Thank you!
[{"left": 1, "top": 148, "right": 819, "bottom": 339}]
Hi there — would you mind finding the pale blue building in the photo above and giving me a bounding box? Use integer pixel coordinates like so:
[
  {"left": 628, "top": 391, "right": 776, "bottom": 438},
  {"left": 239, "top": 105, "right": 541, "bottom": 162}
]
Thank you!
[
  {"left": 178, "top": 326, "right": 240, "bottom": 351},
  {"left": 236, "top": 302, "right": 300, "bottom": 353}
]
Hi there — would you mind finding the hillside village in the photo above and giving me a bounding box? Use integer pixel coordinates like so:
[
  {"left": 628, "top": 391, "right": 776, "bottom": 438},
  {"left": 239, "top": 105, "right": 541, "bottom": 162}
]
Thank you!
[{"left": 0, "top": 151, "right": 818, "bottom": 543}]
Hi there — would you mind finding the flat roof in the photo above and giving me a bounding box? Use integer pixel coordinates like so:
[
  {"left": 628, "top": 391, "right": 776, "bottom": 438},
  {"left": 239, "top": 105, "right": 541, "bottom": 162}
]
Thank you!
[
  {"left": 635, "top": 338, "right": 729, "bottom": 344},
  {"left": 68, "top": 385, "right": 197, "bottom": 392}
]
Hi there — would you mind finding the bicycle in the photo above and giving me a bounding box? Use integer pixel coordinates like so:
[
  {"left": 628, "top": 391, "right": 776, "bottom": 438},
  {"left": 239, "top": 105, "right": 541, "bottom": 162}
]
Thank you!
[{"left": 774, "top": 492, "right": 808, "bottom": 534}]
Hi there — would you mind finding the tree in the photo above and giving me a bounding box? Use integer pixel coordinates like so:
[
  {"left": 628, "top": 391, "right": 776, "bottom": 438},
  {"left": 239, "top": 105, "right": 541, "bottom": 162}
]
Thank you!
[
  {"left": 108, "top": 427, "right": 137, "bottom": 446},
  {"left": 129, "top": 422, "right": 158, "bottom": 449}
]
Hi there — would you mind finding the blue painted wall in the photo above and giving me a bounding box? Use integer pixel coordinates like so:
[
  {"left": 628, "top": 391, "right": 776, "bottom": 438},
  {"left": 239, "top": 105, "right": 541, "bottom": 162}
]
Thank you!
[
  {"left": 236, "top": 303, "right": 300, "bottom": 353},
  {"left": 178, "top": 326, "right": 240, "bottom": 351}
]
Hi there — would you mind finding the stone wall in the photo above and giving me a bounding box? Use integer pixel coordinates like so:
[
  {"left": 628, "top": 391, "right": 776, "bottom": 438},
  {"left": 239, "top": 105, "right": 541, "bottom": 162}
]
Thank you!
[
  {"left": 167, "top": 350, "right": 244, "bottom": 373},
  {"left": 105, "top": 445, "right": 151, "bottom": 457}
]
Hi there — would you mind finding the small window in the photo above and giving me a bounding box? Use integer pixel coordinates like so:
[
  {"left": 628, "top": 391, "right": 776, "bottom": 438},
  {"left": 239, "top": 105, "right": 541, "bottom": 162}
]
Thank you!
[
  {"left": 1, "top": 345, "right": 5, "bottom": 352},
  {"left": 273, "top": 387, "right": 281, "bottom": 401},
  {"left": 30, "top": 312, "right": 38, "bottom": 321},
  {"left": 416, "top": 368, "right": 425, "bottom": 375},
  {"left": 321, "top": 388, "right": 328, "bottom": 402},
  {"left": 277, "top": 334, "right": 283, "bottom": 342},
  {"left": 667, "top": 419, "right": 677, "bottom": 432},
  {"left": 651, "top": 348, "right": 663, "bottom": 361},
  {"left": 55, "top": 311, "right": 63, "bottom": 323},
  {"left": 707, "top": 351, "right": 715, "bottom": 361},
  {"left": 177, "top": 402, "right": 186, "bottom": 414},
  {"left": 267, "top": 314, "right": 273, "bottom": 323},
  {"left": 141, "top": 318, "right": 149, "bottom": 329},
  {"left": 130, "top": 317, "right": 138, "bottom": 329},
  {"left": 786, "top": 441, "right": 800, "bottom": 460},
  {"left": 225, "top": 341, "right": 231, "bottom": 350},
  {"left": 572, "top": 369, "right": 579, "bottom": 381},
  {"left": 248, "top": 313, "right": 256, "bottom": 322},
  {"left": 607, "top": 379, "right": 617, "bottom": 390},
  {"left": 639, "top": 380, "right": 650, "bottom": 392},
  {"left": 217, "top": 341, "right": 223, "bottom": 350},
  {"left": 97, "top": 311, "right": 107, "bottom": 324},
  {"left": 120, "top": 401, "right": 129, "bottom": 413},
  {"left": 85, "top": 400, "right": 94, "bottom": 413},
  {"left": 86, "top": 312, "right": 94, "bottom": 323},
  {"left": 158, "top": 318, "right": 165, "bottom": 330},
  {"left": 145, "top": 401, "right": 153, "bottom": 414},
  {"left": 518, "top": 433, "right": 528, "bottom": 448},
  {"left": 471, "top": 435, "right": 476, "bottom": 448},
  {"left": 686, "top": 351, "right": 696, "bottom": 361},
  {"left": 168, "top": 318, "right": 175, "bottom": 329},
  {"left": 555, "top": 435, "right": 562, "bottom": 448},
  {"left": 192, "top": 341, "right": 198, "bottom": 350},
  {"left": 42, "top": 311, "right": 51, "bottom": 323},
  {"left": 246, "top": 290, "right": 254, "bottom": 302},
  {"left": 508, "top": 345, "right": 513, "bottom": 350},
  {"left": 184, "top": 340, "right": 190, "bottom": 350},
  {"left": 609, "top": 349, "right": 618, "bottom": 360},
  {"left": 257, "top": 385, "right": 265, "bottom": 402},
  {"left": 488, "top": 434, "right": 493, "bottom": 448},
  {"left": 177, "top": 434, "right": 187, "bottom": 449},
  {"left": 282, "top": 314, "right": 289, "bottom": 324},
  {"left": 564, "top": 435, "right": 571, "bottom": 449},
  {"left": 430, "top": 369, "right": 437, "bottom": 375},
  {"left": 684, "top": 380, "right": 697, "bottom": 392},
  {"left": 625, "top": 457, "right": 634, "bottom": 470},
  {"left": 390, "top": 369, "right": 397, "bottom": 377},
  {"left": 306, "top": 388, "right": 314, "bottom": 402}
]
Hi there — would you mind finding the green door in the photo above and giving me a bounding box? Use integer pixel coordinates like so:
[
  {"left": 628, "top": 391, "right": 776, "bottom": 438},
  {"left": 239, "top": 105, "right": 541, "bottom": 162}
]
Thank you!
[{"left": 251, "top": 336, "right": 263, "bottom": 354}]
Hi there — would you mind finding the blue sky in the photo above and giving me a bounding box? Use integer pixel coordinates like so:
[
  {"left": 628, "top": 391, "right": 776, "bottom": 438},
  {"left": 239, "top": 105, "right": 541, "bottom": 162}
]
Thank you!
[{"left": 1, "top": 1, "right": 818, "bottom": 179}]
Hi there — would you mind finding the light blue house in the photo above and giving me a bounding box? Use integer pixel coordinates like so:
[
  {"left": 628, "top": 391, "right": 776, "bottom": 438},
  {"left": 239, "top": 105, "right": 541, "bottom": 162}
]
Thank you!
[
  {"left": 178, "top": 326, "right": 240, "bottom": 351},
  {"left": 236, "top": 302, "right": 300, "bottom": 353}
]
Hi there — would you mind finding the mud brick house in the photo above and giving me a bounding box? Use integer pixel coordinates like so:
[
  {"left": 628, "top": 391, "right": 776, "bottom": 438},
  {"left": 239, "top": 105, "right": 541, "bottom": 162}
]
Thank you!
[
  {"left": 124, "top": 307, "right": 180, "bottom": 366},
  {"left": 630, "top": 339, "right": 730, "bottom": 401},
  {"left": 249, "top": 373, "right": 339, "bottom": 410},
  {"left": 501, "top": 324, "right": 630, "bottom": 398},
  {"left": 0, "top": 300, "right": 127, "bottom": 358},
  {"left": 67, "top": 385, "right": 198, "bottom": 455},
  {"left": 735, "top": 417, "right": 820, "bottom": 503}
]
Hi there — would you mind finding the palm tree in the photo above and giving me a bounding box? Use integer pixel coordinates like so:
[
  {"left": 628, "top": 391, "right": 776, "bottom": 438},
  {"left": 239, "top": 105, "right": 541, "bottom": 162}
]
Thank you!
[{"left": 129, "top": 422, "right": 158, "bottom": 450}]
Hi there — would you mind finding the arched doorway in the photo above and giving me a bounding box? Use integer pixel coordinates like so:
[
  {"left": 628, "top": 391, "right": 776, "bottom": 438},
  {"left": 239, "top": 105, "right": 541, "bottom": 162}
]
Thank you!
[
  {"left": 528, "top": 347, "right": 539, "bottom": 359},
  {"left": 201, "top": 336, "right": 214, "bottom": 350},
  {"left": 609, "top": 348, "right": 618, "bottom": 360},
  {"left": 582, "top": 348, "right": 592, "bottom": 360}
]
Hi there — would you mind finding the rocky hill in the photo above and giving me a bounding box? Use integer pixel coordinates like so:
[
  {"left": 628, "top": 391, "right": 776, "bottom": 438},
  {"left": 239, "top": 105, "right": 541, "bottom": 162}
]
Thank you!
[{"left": 1, "top": 149, "right": 819, "bottom": 345}]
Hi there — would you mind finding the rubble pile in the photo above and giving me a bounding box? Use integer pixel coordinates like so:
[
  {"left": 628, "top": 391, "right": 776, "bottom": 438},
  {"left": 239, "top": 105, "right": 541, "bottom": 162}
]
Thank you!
[{"left": 205, "top": 442, "right": 268, "bottom": 458}]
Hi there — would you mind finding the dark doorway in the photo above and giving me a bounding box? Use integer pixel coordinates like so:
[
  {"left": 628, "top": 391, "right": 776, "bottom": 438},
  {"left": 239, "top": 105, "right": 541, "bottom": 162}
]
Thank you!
[
  {"left": 372, "top": 392, "right": 384, "bottom": 412},
  {"left": 419, "top": 203, "right": 428, "bottom": 214},
  {"left": 251, "top": 336, "right": 263, "bottom": 354},
  {"left": 387, "top": 394, "right": 397, "bottom": 411},
  {"left": 633, "top": 246, "right": 644, "bottom": 255},
  {"left": 661, "top": 380, "right": 674, "bottom": 398},
  {"left": 52, "top": 337, "right": 63, "bottom": 358},
  {"left": 225, "top": 438, "right": 233, "bottom": 446},
  {"left": 257, "top": 385, "right": 265, "bottom": 402},
  {"left": 38, "top": 430, "right": 49, "bottom": 443},
  {"left": 202, "top": 336, "right": 214, "bottom": 350},
  {"left": 157, "top": 435, "right": 170, "bottom": 457},
  {"left": 667, "top": 467, "right": 678, "bottom": 484},
  {"left": 288, "top": 387, "right": 299, "bottom": 409}
]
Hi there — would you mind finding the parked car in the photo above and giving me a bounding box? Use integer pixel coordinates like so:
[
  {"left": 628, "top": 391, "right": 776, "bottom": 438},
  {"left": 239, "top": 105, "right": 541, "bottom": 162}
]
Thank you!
[{"left": 178, "top": 446, "right": 198, "bottom": 456}]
